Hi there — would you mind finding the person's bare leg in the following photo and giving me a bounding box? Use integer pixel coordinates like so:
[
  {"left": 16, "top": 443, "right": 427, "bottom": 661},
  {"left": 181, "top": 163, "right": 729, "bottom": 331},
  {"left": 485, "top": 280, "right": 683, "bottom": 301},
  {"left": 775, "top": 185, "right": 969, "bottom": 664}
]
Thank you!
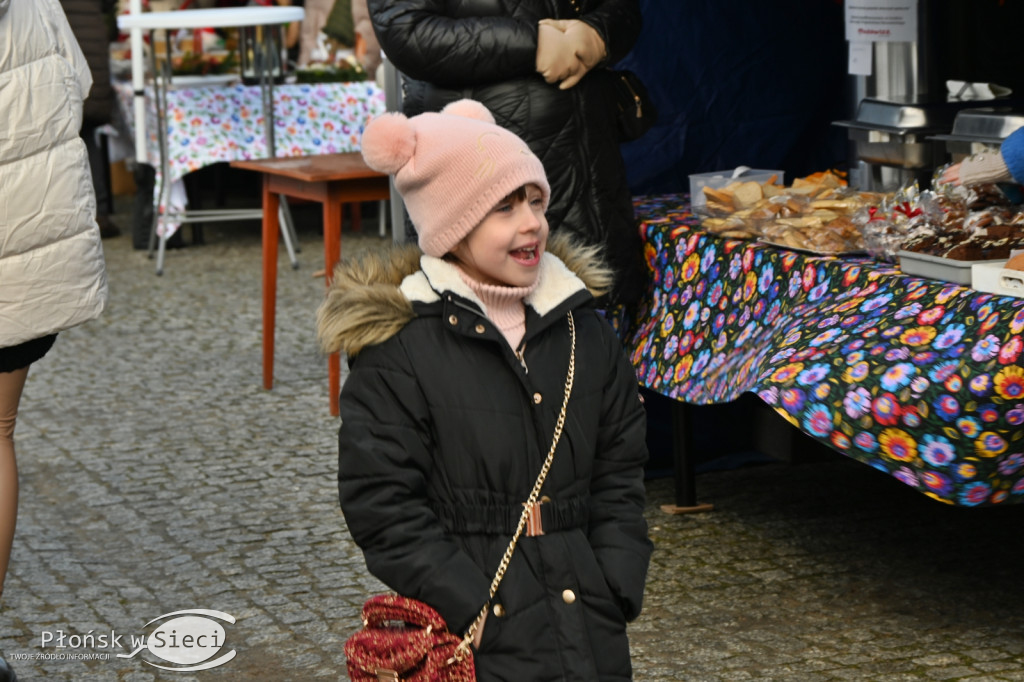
[{"left": 0, "top": 366, "right": 28, "bottom": 601}]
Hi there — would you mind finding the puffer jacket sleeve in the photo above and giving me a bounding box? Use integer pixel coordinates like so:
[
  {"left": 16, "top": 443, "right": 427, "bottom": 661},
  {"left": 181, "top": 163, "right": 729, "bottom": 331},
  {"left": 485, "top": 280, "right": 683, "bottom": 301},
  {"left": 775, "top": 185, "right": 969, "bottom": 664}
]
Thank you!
[
  {"left": 1001, "top": 126, "right": 1024, "bottom": 185},
  {"left": 338, "top": 335, "right": 492, "bottom": 633},
  {"left": 366, "top": 0, "right": 538, "bottom": 87},
  {"left": 579, "top": 0, "right": 641, "bottom": 64},
  {"left": 587, "top": 319, "right": 652, "bottom": 622}
]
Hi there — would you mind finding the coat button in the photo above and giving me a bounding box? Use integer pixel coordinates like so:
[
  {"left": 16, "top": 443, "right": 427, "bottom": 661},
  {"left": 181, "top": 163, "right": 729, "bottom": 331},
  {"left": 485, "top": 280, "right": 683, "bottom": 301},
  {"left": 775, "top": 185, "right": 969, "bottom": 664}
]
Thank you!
[
  {"left": 448, "top": 314, "right": 458, "bottom": 325},
  {"left": 492, "top": 604, "right": 505, "bottom": 617},
  {"left": 474, "top": 323, "right": 485, "bottom": 334},
  {"left": 532, "top": 392, "right": 542, "bottom": 404},
  {"left": 562, "top": 589, "right": 576, "bottom": 604}
]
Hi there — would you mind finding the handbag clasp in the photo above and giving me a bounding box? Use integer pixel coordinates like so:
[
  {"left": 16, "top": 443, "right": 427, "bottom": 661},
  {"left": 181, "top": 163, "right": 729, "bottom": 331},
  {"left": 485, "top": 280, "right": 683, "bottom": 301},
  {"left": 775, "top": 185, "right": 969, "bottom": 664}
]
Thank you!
[{"left": 375, "top": 669, "right": 400, "bottom": 682}]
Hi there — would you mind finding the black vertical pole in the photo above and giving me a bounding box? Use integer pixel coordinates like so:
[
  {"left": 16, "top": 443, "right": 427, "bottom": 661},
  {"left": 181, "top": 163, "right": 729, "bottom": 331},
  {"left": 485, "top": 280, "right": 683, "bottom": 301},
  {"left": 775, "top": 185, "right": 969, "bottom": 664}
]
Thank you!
[{"left": 663, "top": 401, "right": 714, "bottom": 514}]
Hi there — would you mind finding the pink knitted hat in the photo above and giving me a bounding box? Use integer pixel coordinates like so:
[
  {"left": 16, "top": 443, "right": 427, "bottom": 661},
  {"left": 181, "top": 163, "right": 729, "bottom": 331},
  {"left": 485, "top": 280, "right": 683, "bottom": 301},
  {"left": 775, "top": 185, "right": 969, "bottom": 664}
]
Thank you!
[{"left": 360, "top": 99, "right": 550, "bottom": 257}]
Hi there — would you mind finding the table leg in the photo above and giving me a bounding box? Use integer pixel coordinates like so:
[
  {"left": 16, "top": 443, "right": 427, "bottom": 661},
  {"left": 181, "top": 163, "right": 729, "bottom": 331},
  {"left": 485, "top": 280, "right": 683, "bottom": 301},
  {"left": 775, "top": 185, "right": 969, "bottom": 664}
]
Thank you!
[
  {"left": 661, "top": 401, "right": 714, "bottom": 514},
  {"left": 262, "top": 177, "right": 281, "bottom": 390},
  {"left": 324, "top": 192, "right": 343, "bottom": 416},
  {"left": 351, "top": 203, "right": 362, "bottom": 232}
]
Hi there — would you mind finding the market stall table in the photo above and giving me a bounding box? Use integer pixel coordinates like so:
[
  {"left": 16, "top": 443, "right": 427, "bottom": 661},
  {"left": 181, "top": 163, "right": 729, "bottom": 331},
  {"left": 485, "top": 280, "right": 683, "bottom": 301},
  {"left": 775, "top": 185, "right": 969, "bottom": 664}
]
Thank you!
[
  {"left": 626, "top": 194, "right": 1024, "bottom": 509},
  {"left": 116, "top": 7, "right": 386, "bottom": 273},
  {"left": 118, "top": 6, "right": 306, "bottom": 272},
  {"left": 112, "top": 78, "right": 384, "bottom": 271}
]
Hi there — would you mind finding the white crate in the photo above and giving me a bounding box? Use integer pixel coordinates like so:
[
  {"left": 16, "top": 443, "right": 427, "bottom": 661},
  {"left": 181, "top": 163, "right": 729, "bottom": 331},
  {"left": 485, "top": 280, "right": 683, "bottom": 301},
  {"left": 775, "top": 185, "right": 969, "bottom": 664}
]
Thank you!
[{"left": 972, "top": 261, "right": 1024, "bottom": 298}]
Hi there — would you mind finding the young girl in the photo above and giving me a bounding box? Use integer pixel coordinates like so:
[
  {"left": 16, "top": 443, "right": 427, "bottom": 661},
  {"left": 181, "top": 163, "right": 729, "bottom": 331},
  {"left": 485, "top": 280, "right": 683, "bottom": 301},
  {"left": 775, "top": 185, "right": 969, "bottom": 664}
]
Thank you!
[{"left": 318, "top": 99, "right": 651, "bottom": 681}]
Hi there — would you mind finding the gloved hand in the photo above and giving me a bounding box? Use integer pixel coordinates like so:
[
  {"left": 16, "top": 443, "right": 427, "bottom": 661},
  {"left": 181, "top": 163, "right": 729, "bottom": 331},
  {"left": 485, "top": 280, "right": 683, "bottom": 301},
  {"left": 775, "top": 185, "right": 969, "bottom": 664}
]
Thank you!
[
  {"left": 536, "top": 22, "right": 581, "bottom": 86},
  {"left": 538, "top": 18, "right": 606, "bottom": 89}
]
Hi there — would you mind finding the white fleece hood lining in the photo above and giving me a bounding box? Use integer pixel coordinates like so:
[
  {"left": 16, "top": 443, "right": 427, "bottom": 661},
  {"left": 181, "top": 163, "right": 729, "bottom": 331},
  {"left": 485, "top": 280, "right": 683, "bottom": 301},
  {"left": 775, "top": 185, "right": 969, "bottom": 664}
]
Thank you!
[{"left": 399, "top": 252, "right": 587, "bottom": 317}]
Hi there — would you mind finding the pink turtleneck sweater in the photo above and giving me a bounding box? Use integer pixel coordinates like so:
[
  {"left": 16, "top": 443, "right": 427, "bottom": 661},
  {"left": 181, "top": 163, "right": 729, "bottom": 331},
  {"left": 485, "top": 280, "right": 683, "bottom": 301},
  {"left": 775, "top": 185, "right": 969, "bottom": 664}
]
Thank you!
[{"left": 457, "top": 270, "right": 539, "bottom": 350}]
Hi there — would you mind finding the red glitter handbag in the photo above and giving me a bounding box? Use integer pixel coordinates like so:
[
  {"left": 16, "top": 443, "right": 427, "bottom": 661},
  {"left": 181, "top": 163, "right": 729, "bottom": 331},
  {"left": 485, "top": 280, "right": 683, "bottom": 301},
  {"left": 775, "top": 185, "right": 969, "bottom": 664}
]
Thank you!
[
  {"left": 344, "top": 594, "right": 475, "bottom": 682},
  {"left": 345, "top": 314, "right": 577, "bottom": 682}
]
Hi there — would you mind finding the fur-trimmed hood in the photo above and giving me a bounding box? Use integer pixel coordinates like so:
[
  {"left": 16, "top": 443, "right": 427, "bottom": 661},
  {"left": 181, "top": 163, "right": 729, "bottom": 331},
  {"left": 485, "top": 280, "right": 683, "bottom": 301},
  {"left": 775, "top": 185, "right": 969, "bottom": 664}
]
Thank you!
[{"left": 317, "top": 233, "right": 612, "bottom": 356}]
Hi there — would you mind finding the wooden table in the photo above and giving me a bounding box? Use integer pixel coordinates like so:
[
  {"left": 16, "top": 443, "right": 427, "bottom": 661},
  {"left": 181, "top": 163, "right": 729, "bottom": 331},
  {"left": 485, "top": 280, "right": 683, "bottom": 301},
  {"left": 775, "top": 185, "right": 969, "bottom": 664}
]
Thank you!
[{"left": 232, "top": 153, "right": 390, "bottom": 416}]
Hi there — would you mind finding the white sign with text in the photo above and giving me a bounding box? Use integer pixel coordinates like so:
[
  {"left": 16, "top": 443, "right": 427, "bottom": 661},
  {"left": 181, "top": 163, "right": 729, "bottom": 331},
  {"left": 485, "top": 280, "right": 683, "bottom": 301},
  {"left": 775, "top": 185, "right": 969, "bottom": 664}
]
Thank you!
[{"left": 845, "top": 1, "right": 918, "bottom": 43}]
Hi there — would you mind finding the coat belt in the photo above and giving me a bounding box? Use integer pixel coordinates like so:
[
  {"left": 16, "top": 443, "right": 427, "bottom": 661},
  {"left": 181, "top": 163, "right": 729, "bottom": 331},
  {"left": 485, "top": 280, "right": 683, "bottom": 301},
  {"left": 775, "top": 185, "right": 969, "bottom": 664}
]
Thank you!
[{"left": 432, "top": 495, "right": 590, "bottom": 536}]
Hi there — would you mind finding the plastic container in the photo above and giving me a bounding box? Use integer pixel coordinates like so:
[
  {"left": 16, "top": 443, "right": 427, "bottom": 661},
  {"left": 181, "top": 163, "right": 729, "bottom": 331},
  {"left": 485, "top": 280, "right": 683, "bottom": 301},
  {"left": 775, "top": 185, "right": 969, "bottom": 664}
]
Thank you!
[
  {"left": 972, "top": 261, "right": 1024, "bottom": 298},
  {"left": 689, "top": 168, "right": 784, "bottom": 211}
]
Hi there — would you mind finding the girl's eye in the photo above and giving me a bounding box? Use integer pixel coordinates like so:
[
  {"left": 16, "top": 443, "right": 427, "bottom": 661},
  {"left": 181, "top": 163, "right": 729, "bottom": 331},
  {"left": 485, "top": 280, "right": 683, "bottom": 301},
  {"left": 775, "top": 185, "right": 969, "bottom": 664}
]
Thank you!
[{"left": 530, "top": 197, "right": 544, "bottom": 208}]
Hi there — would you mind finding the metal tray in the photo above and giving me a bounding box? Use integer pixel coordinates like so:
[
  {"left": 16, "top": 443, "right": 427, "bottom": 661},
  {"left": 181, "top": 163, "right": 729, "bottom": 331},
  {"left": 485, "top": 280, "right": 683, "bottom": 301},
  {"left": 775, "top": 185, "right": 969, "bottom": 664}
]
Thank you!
[
  {"left": 929, "top": 108, "right": 1024, "bottom": 146},
  {"left": 833, "top": 97, "right": 982, "bottom": 135},
  {"left": 845, "top": 129, "right": 943, "bottom": 168},
  {"left": 834, "top": 98, "right": 989, "bottom": 169},
  {"left": 898, "top": 250, "right": 1001, "bottom": 285}
]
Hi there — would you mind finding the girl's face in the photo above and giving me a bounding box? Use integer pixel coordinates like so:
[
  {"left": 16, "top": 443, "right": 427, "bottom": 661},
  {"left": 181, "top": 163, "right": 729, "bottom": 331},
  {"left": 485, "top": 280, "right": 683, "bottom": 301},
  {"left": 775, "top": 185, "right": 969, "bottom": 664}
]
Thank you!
[{"left": 450, "top": 184, "right": 548, "bottom": 288}]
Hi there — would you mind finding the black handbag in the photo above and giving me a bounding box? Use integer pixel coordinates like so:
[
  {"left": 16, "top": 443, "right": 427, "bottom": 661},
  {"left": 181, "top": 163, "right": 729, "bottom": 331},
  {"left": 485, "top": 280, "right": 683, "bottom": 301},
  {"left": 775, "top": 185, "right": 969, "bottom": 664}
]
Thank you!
[{"left": 607, "top": 69, "right": 657, "bottom": 142}]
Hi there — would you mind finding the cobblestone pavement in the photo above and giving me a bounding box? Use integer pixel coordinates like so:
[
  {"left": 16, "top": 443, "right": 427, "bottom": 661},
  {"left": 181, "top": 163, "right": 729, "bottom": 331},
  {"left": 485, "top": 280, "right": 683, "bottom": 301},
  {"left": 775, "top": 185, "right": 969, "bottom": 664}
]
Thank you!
[{"left": 2, "top": 209, "right": 1024, "bottom": 681}]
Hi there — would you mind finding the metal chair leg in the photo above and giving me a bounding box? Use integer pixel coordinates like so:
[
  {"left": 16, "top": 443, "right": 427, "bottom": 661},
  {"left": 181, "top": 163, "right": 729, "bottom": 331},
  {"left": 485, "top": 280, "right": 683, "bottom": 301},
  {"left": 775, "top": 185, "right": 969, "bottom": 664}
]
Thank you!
[
  {"left": 155, "top": 230, "right": 167, "bottom": 276},
  {"left": 278, "top": 200, "right": 298, "bottom": 269}
]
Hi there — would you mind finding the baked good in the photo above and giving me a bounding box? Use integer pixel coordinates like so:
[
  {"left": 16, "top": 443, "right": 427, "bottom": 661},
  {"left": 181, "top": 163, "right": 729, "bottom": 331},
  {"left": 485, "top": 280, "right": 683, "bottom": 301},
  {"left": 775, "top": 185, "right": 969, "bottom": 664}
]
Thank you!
[
  {"left": 1006, "top": 253, "right": 1024, "bottom": 271},
  {"left": 902, "top": 231, "right": 1024, "bottom": 261}
]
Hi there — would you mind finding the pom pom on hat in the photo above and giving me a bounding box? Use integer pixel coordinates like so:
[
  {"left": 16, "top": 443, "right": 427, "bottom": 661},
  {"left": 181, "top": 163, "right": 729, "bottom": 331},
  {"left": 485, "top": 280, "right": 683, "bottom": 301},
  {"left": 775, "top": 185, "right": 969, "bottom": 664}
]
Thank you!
[
  {"left": 359, "top": 99, "right": 550, "bottom": 257},
  {"left": 440, "top": 99, "right": 496, "bottom": 124},
  {"left": 360, "top": 112, "right": 416, "bottom": 175}
]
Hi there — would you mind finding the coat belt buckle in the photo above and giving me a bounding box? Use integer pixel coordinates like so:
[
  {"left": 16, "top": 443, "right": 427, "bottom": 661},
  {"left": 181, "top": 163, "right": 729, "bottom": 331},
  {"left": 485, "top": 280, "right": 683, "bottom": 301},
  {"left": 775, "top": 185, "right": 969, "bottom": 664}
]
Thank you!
[{"left": 524, "top": 500, "right": 544, "bottom": 537}]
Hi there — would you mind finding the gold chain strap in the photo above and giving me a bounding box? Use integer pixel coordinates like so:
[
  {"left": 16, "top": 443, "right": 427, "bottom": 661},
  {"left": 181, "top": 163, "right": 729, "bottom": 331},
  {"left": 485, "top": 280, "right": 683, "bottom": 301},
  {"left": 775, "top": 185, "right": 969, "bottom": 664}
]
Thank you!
[{"left": 451, "top": 311, "right": 577, "bottom": 663}]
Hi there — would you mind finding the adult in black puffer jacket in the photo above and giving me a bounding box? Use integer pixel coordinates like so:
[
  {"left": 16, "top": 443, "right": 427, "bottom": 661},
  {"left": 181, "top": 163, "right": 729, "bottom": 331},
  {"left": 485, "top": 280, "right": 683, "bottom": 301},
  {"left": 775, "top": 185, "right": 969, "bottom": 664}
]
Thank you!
[{"left": 367, "top": 0, "right": 648, "bottom": 307}]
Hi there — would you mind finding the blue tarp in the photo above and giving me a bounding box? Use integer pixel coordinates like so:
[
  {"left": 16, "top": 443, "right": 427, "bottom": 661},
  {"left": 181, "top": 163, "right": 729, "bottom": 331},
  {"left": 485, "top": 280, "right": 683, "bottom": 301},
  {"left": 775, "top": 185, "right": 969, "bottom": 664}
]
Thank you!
[{"left": 618, "top": 0, "right": 849, "bottom": 195}]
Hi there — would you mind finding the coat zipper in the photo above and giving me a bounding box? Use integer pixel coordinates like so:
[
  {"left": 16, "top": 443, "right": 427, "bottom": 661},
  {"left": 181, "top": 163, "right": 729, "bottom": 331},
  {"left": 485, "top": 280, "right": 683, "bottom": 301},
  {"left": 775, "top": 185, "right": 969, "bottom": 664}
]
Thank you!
[
  {"left": 448, "top": 296, "right": 530, "bottom": 374},
  {"left": 513, "top": 342, "right": 528, "bottom": 374}
]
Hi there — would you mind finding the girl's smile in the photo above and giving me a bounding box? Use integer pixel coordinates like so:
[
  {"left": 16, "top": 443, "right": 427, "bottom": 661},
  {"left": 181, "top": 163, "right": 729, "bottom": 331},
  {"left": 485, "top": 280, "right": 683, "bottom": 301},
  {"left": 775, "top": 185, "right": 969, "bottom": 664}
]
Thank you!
[{"left": 509, "top": 243, "right": 541, "bottom": 267}]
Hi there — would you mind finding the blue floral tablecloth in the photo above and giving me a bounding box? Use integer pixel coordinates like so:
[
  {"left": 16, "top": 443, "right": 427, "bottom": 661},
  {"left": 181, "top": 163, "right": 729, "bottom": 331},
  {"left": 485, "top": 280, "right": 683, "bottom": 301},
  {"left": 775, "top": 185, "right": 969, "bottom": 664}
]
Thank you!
[{"left": 626, "top": 194, "right": 1024, "bottom": 507}]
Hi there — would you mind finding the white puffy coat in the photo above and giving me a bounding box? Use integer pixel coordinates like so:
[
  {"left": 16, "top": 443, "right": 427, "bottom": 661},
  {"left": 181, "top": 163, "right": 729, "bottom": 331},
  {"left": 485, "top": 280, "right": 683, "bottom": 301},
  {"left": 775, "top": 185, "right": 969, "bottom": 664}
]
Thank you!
[{"left": 0, "top": 0, "right": 107, "bottom": 348}]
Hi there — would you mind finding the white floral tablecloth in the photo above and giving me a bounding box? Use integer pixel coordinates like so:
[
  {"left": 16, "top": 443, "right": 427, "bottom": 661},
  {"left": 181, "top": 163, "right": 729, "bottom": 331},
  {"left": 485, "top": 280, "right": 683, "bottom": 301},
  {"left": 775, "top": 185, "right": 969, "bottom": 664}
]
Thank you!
[{"left": 113, "top": 79, "right": 385, "bottom": 233}]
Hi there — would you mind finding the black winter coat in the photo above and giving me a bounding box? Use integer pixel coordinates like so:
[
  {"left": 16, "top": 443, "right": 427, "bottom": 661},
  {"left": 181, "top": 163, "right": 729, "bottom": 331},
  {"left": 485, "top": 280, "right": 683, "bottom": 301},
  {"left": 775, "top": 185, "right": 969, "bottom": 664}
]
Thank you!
[
  {"left": 366, "top": 0, "right": 649, "bottom": 306},
  {"left": 318, "top": 237, "right": 652, "bottom": 681}
]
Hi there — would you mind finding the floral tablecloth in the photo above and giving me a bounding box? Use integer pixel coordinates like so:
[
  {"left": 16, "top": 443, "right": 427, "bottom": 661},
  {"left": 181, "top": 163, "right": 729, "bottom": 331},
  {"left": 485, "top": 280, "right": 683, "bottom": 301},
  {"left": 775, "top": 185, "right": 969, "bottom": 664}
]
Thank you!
[
  {"left": 113, "top": 79, "right": 385, "bottom": 233},
  {"left": 626, "top": 194, "right": 1024, "bottom": 507}
]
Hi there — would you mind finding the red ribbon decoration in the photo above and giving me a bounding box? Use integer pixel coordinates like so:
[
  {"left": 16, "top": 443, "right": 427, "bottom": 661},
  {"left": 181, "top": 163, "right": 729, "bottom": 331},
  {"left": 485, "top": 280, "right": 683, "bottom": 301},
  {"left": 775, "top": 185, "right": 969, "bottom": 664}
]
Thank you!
[{"left": 892, "top": 201, "right": 923, "bottom": 219}]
